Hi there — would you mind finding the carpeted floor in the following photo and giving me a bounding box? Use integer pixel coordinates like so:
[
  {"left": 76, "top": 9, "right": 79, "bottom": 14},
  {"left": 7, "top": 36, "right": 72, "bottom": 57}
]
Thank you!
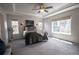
[{"left": 12, "top": 37, "right": 79, "bottom": 55}]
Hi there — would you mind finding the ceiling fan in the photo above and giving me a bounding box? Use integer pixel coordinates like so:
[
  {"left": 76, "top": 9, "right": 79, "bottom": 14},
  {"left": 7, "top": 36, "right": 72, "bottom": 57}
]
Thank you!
[{"left": 32, "top": 3, "right": 53, "bottom": 13}]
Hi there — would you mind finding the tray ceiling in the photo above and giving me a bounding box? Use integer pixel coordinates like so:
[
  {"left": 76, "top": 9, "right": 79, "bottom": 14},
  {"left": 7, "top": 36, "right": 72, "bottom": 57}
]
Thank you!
[{"left": 0, "top": 3, "right": 78, "bottom": 18}]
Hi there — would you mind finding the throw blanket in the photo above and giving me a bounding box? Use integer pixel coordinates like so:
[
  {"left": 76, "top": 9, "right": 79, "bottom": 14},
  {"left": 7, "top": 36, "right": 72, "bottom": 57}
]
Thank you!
[{"left": 25, "top": 32, "right": 48, "bottom": 45}]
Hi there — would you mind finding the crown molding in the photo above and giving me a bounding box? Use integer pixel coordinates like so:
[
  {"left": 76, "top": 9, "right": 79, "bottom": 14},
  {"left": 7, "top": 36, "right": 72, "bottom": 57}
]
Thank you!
[{"left": 0, "top": 10, "right": 43, "bottom": 18}]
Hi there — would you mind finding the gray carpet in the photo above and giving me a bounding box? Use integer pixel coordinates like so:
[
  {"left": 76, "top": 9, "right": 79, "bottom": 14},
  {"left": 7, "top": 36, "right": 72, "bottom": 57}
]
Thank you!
[{"left": 12, "top": 37, "right": 79, "bottom": 55}]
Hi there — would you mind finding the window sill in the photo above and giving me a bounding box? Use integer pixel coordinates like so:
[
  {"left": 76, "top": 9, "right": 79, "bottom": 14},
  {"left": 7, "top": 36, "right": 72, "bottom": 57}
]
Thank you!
[{"left": 52, "top": 32, "right": 71, "bottom": 35}]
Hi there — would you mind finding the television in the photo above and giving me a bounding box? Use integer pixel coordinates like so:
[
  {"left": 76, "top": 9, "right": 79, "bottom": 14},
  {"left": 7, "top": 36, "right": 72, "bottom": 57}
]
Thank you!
[{"left": 25, "top": 20, "right": 34, "bottom": 27}]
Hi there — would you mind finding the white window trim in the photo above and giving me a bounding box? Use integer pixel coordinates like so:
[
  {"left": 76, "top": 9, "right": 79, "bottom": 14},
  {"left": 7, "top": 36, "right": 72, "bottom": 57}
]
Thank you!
[
  {"left": 53, "top": 32, "right": 71, "bottom": 35},
  {"left": 12, "top": 21, "right": 19, "bottom": 34},
  {"left": 52, "top": 19, "right": 71, "bottom": 35}
]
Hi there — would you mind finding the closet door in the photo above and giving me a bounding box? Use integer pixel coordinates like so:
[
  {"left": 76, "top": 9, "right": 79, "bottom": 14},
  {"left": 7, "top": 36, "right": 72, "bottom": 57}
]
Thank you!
[{"left": 44, "top": 21, "right": 51, "bottom": 36}]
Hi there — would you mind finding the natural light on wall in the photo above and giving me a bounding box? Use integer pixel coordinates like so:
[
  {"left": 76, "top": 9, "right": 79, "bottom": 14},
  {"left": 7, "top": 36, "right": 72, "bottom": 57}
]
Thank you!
[
  {"left": 52, "top": 19, "right": 71, "bottom": 35},
  {"left": 12, "top": 21, "right": 19, "bottom": 34}
]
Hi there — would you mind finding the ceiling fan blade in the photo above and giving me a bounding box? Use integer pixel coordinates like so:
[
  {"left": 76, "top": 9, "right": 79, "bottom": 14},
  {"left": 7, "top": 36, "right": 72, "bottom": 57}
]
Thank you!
[
  {"left": 44, "top": 10, "right": 48, "bottom": 12},
  {"left": 38, "top": 11, "right": 40, "bottom": 13},
  {"left": 45, "top": 6, "right": 53, "bottom": 9},
  {"left": 32, "top": 3, "right": 44, "bottom": 10},
  {"left": 32, "top": 9, "right": 39, "bottom": 10}
]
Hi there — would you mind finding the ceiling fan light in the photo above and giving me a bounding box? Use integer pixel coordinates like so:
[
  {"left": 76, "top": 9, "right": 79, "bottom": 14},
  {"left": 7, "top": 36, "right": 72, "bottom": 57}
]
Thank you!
[{"left": 40, "top": 9, "right": 44, "bottom": 13}]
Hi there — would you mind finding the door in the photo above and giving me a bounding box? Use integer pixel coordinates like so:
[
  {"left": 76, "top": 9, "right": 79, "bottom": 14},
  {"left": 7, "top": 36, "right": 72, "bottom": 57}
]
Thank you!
[{"left": 44, "top": 21, "right": 51, "bottom": 36}]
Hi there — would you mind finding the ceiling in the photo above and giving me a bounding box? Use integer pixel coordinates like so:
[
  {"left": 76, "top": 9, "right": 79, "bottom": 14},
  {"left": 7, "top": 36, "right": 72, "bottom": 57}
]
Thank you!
[{"left": 0, "top": 3, "right": 79, "bottom": 18}]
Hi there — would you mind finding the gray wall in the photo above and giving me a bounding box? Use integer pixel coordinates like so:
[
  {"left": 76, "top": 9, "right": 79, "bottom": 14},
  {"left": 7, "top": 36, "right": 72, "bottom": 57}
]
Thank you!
[
  {"left": 0, "top": 13, "right": 8, "bottom": 45},
  {"left": 44, "top": 8, "right": 79, "bottom": 43},
  {"left": 0, "top": 14, "right": 3, "bottom": 39}
]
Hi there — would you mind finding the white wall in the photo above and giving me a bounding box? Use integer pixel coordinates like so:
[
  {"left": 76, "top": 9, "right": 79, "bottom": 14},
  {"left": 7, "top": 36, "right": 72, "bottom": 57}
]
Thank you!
[{"left": 44, "top": 8, "right": 79, "bottom": 43}]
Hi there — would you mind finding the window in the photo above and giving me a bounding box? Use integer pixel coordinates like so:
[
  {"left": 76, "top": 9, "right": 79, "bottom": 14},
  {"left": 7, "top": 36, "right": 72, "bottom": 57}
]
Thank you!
[
  {"left": 52, "top": 19, "right": 71, "bottom": 35},
  {"left": 38, "top": 22, "right": 43, "bottom": 30},
  {"left": 11, "top": 21, "right": 19, "bottom": 34}
]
